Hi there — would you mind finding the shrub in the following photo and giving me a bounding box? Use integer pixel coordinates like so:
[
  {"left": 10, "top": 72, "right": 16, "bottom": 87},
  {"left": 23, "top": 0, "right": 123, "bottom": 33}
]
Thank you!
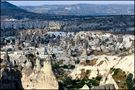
[
  {"left": 126, "top": 73, "right": 134, "bottom": 90},
  {"left": 96, "top": 75, "right": 102, "bottom": 81},
  {"left": 112, "top": 68, "right": 120, "bottom": 76},
  {"left": 112, "top": 68, "right": 128, "bottom": 89}
]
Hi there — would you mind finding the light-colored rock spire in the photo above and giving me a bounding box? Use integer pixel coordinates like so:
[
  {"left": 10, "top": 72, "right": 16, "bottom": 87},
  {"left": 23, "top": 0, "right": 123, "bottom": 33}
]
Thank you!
[
  {"left": 80, "top": 84, "right": 89, "bottom": 90},
  {"left": 34, "top": 56, "right": 58, "bottom": 89},
  {"left": 34, "top": 58, "right": 41, "bottom": 71},
  {"left": 41, "top": 56, "right": 53, "bottom": 74},
  {"left": 22, "top": 55, "right": 58, "bottom": 89},
  {"left": 80, "top": 48, "right": 87, "bottom": 61}
]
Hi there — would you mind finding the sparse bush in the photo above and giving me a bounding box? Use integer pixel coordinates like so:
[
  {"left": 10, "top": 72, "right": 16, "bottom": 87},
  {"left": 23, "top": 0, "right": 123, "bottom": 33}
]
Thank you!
[
  {"left": 113, "top": 68, "right": 119, "bottom": 76},
  {"left": 96, "top": 75, "right": 102, "bottom": 81},
  {"left": 126, "top": 73, "right": 134, "bottom": 90},
  {"left": 112, "top": 68, "right": 128, "bottom": 89}
]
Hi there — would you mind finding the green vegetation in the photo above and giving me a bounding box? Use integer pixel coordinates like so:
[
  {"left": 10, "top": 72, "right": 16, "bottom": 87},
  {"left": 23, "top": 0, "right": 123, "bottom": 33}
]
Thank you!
[
  {"left": 111, "top": 68, "right": 127, "bottom": 89},
  {"left": 126, "top": 73, "right": 134, "bottom": 90},
  {"left": 53, "top": 61, "right": 103, "bottom": 90},
  {"left": 110, "top": 68, "right": 134, "bottom": 90},
  {"left": 96, "top": 75, "right": 102, "bottom": 81},
  {"left": 52, "top": 62, "right": 60, "bottom": 69},
  {"left": 52, "top": 61, "right": 75, "bottom": 70},
  {"left": 59, "top": 75, "right": 102, "bottom": 90},
  {"left": 112, "top": 68, "right": 120, "bottom": 76},
  {"left": 61, "top": 65, "right": 75, "bottom": 69}
]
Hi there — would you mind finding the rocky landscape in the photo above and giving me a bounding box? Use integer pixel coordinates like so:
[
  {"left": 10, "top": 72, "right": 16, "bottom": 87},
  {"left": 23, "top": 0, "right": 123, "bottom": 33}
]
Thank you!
[
  {"left": 1, "top": 15, "right": 134, "bottom": 37},
  {"left": 0, "top": 1, "right": 134, "bottom": 90},
  {"left": 0, "top": 31, "right": 134, "bottom": 89},
  {"left": 1, "top": 2, "right": 134, "bottom": 37}
]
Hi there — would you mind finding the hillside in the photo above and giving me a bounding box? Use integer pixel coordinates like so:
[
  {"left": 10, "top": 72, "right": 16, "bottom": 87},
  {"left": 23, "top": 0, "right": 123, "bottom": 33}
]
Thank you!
[
  {"left": 0, "top": 1, "right": 61, "bottom": 20},
  {"left": 1, "top": 1, "right": 32, "bottom": 19},
  {"left": 1, "top": 2, "right": 134, "bottom": 36},
  {"left": 20, "top": 4, "right": 134, "bottom": 15}
]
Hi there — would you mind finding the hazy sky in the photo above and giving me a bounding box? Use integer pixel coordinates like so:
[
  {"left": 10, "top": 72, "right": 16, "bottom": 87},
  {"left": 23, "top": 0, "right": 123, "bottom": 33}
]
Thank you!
[{"left": 8, "top": 1, "right": 134, "bottom": 6}]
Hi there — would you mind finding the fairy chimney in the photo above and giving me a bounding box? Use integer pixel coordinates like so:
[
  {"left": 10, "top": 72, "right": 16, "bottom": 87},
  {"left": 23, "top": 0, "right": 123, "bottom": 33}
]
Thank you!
[{"left": 22, "top": 56, "right": 58, "bottom": 89}]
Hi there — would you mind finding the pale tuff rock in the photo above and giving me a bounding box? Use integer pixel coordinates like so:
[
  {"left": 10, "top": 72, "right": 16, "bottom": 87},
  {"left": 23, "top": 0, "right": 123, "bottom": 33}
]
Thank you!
[
  {"left": 114, "top": 54, "right": 134, "bottom": 76},
  {"left": 100, "top": 74, "right": 119, "bottom": 89},
  {"left": 80, "top": 84, "right": 89, "bottom": 90},
  {"left": 21, "top": 60, "right": 33, "bottom": 76},
  {"left": 79, "top": 48, "right": 87, "bottom": 61},
  {"left": 49, "top": 21, "right": 61, "bottom": 30},
  {"left": 21, "top": 73, "right": 31, "bottom": 89},
  {"left": 74, "top": 31, "right": 134, "bottom": 53},
  {"left": 69, "top": 54, "right": 134, "bottom": 89},
  {"left": 21, "top": 58, "right": 58, "bottom": 89},
  {"left": 1, "top": 31, "right": 134, "bottom": 89},
  {"left": 34, "top": 58, "right": 41, "bottom": 71},
  {"left": 91, "top": 84, "right": 115, "bottom": 90}
]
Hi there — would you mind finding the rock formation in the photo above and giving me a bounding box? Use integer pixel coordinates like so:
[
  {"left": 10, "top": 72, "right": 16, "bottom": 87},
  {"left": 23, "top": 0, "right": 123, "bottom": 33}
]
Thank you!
[{"left": 21, "top": 56, "right": 58, "bottom": 89}]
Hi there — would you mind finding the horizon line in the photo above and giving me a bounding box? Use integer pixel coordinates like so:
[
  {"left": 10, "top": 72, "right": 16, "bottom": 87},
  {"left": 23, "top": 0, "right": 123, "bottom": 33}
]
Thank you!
[{"left": 7, "top": 1, "right": 134, "bottom": 6}]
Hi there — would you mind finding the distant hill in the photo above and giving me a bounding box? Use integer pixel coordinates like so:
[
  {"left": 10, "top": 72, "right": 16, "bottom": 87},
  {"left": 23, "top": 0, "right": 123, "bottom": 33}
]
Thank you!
[
  {"left": 1, "top": 1, "right": 134, "bottom": 36},
  {"left": 20, "top": 4, "right": 134, "bottom": 16},
  {"left": 0, "top": 1, "right": 60, "bottom": 20},
  {"left": 1, "top": 2, "right": 134, "bottom": 21},
  {"left": 1, "top": 1, "right": 33, "bottom": 19}
]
